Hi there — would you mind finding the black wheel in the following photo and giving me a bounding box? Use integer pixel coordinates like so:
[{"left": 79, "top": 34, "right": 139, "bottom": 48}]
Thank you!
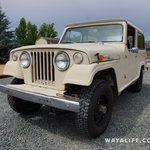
[
  {"left": 75, "top": 79, "right": 113, "bottom": 138},
  {"left": 8, "top": 78, "right": 42, "bottom": 115},
  {"left": 130, "top": 69, "right": 143, "bottom": 92}
]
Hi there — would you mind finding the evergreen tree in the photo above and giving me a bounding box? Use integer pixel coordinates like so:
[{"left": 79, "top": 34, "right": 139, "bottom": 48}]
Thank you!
[
  {"left": 15, "top": 18, "right": 58, "bottom": 46},
  {"left": 15, "top": 18, "right": 39, "bottom": 46},
  {"left": 38, "top": 23, "right": 58, "bottom": 38},
  {"left": 26, "top": 21, "right": 39, "bottom": 45},
  {"left": 0, "top": 5, "right": 14, "bottom": 58},
  {"left": 15, "top": 17, "right": 27, "bottom": 46},
  {"left": 38, "top": 23, "right": 47, "bottom": 37}
]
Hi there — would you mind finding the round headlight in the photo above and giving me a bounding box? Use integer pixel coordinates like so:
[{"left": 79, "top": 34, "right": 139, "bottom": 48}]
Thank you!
[
  {"left": 19, "top": 52, "right": 30, "bottom": 68},
  {"left": 54, "top": 52, "right": 70, "bottom": 71},
  {"left": 12, "top": 52, "right": 18, "bottom": 61},
  {"left": 73, "top": 52, "right": 83, "bottom": 64}
]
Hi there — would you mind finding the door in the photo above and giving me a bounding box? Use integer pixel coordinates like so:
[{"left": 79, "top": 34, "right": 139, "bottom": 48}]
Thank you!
[{"left": 124, "top": 25, "right": 139, "bottom": 84}]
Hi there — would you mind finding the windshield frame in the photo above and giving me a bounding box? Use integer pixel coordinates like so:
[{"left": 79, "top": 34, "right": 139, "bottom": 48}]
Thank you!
[{"left": 60, "top": 24, "right": 124, "bottom": 44}]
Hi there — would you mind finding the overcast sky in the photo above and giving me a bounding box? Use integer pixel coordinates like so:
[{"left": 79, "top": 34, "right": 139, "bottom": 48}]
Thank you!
[{"left": 1, "top": 0, "right": 150, "bottom": 40}]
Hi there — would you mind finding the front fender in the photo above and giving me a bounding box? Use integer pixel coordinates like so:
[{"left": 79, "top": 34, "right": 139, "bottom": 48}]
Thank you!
[
  {"left": 3, "top": 61, "right": 24, "bottom": 79},
  {"left": 63, "top": 62, "right": 115, "bottom": 86}
]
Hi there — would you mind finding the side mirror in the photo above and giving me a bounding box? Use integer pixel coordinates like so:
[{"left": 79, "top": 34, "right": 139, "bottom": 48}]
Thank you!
[{"left": 129, "top": 47, "right": 139, "bottom": 53}]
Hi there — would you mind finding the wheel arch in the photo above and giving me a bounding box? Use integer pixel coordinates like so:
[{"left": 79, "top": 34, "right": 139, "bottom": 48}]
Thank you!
[
  {"left": 138, "top": 62, "right": 145, "bottom": 78},
  {"left": 141, "top": 64, "right": 144, "bottom": 71},
  {"left": 93, "top": 68, "right": 118, "bottom": 95},
  {"left": 3, "top": 61, "right": 24, "bottom": 79},
  {"left": 64, "top": 63, "right": 118, "bottom": 87},
  {"left": 64, "top": 64, "right": 119, "bottom": 96}
]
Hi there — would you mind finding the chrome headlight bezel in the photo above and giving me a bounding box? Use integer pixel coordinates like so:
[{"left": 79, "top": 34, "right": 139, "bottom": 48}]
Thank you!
[
  {"left": 73, "top": 52, "right": 83, "bottom": 64},
  {"left": 19, "top": 51, "right": 30, "bottom": 68},
  {"left": 12, "top": 52, "right": 18, "bottom": 61},
  {"left": 54, "top": 51, "right": 70, "bottom": 71}
]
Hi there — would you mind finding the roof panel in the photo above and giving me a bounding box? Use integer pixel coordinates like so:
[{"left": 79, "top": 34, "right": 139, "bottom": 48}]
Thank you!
[
  {"left": 65, "top": 19, "right": 144, "bottom": 34},
  {"left": 65, "top": 19, "right": 127, "bottom": 27}
]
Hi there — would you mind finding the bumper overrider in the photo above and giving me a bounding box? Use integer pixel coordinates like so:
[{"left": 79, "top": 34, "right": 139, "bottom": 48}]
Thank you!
[{"left": 0, "top": 84, "right": 79, "bottom": 112}]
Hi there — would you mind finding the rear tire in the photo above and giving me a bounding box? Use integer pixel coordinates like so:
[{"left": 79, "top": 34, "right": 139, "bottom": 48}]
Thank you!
[
  {"left": 130, "top": 69, "right": 143, "bottom": 92},
  {"left": 8, "top": 78, "right": 42, "bottom": 115},
  {"left": 75, "top": 79, "right": 113, "bottom": 138}
]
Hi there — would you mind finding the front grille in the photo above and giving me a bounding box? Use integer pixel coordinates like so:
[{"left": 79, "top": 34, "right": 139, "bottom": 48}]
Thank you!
[{"left": 31, "top": 51, "right": 55, "bottom": 86}]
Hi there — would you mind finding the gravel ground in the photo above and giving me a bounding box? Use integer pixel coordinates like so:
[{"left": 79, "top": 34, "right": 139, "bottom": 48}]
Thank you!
[{"left": 0, "top": 70, "right": 150, "bottom": 150}]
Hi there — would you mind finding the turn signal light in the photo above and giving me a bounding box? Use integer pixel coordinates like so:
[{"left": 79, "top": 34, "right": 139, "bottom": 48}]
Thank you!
[{"left": 99, "top": 55, "right": 104, "bottom": 61}]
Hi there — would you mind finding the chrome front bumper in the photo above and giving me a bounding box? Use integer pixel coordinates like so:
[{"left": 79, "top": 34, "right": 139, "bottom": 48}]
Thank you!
[{"left": 0, "top": 84, "right": 79, "bottom": 112}]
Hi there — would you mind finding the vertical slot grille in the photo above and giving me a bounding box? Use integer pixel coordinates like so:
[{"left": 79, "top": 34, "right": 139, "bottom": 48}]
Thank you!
[{"left": 31, "top": 51, "right": 55, "bottom": 86}]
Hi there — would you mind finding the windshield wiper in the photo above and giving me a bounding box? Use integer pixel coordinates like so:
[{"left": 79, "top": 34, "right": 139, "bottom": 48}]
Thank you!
[
  {"left": 87, "top": 40, "right": 97, "bottom": 43},
  {"left": 61, "top": 41, "right": 76, "bottom": 44},
  {"left": 87, "top": 41, "right": 105, "bottom": 44}
]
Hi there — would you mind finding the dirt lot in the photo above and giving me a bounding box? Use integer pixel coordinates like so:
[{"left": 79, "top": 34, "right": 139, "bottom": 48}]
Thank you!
[{"left": 0, "top": 69, "right": 150, "bottom": 150}]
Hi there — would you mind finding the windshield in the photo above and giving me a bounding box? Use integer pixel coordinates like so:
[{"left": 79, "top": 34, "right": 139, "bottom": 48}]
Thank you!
[{"left": 60, "top": 24, "right": 123, "bottom": 43}]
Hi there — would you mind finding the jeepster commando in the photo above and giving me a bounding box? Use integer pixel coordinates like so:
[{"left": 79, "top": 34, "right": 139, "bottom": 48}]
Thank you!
[{"left": 0, "top": 19, "right": 148, "bottom": 138}]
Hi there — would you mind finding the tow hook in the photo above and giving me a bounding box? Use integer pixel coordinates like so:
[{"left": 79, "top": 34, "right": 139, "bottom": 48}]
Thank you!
[{"left": 49, "top": 107, "right": 56, "bottom": 116}]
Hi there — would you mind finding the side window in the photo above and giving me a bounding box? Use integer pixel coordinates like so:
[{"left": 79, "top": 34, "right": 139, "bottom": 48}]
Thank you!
[
  {"left": 138, "top": 32, "right": 145, "bottom": 49},
  {"left": 127, "top": 26, "right": 135, "bottom": 49}
]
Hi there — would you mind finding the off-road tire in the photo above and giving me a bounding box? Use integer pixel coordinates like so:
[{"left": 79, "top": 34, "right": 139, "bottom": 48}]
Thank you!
[
  {"left": 130, "top": 69, "right": 143, "bottom": 92},
  {"left": 75, "top": 79, "right": 113, "bottom": 138},
  {"left": 8, "top": 78, "right": 42, "bottom": 115}
]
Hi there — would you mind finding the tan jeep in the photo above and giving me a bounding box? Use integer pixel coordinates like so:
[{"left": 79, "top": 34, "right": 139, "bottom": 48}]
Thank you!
[{"left": 0, "top": 19, "right": 148, "bottom": 138}]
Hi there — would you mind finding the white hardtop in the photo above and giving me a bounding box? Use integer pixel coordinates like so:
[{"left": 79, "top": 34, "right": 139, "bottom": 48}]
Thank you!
[{"left": 65, "top": 19, "right": 144, "bottom": 34}]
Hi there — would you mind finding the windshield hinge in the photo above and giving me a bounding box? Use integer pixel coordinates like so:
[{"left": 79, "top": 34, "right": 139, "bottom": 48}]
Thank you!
[{"left": 94, "top": 53, "right": 100, "bottom": 64}]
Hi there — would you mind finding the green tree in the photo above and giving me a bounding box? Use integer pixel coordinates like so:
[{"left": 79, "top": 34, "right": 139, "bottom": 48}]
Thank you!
[
  {"left": 15, "top": 17, "right": 27, "bottom": 46},
  {"left": 38, "top": 23, "right": 58, "bottom": 38},
  {"left": 15, "top": 18, "right": 39, "bottom": 46},
  {"left": 0, "top": 6, "right": 14, "bottom": 57},
  {"left": 38, "top": 23, "right": 47, "bottom": 37},
  {"left": 26, "top": 22, "right": 39, "bottom": 45}
]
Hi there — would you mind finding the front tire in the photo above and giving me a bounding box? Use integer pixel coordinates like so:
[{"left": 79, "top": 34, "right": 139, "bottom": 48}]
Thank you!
[
  {"left": 75, "top": 79, "right": 113, "bottom": 138},
  {"left": 8, "top": 78, "right": 42, "bottom": 115}
]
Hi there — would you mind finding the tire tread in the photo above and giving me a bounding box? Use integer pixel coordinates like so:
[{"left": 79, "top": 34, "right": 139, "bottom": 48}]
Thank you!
[{"left": 75, "top": 79, "right": 108, "bottom": 137}]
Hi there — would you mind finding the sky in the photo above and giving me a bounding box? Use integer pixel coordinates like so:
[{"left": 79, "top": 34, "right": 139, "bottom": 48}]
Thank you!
[{"left": 1, "top": 0, "right": 150, "bottom": 40}]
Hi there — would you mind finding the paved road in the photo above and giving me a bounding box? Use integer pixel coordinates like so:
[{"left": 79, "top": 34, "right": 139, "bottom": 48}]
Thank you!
[{"left": 0, "top": 70, "right": 150, "bottom": 150}]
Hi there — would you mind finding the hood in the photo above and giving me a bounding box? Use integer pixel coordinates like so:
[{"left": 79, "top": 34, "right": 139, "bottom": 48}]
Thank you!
[
  {"left": 11, "top": 43, "right": 121, "bottom": 63},
  {"left": 65, "top": 43, "right": 121, "bottom": 63}
]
